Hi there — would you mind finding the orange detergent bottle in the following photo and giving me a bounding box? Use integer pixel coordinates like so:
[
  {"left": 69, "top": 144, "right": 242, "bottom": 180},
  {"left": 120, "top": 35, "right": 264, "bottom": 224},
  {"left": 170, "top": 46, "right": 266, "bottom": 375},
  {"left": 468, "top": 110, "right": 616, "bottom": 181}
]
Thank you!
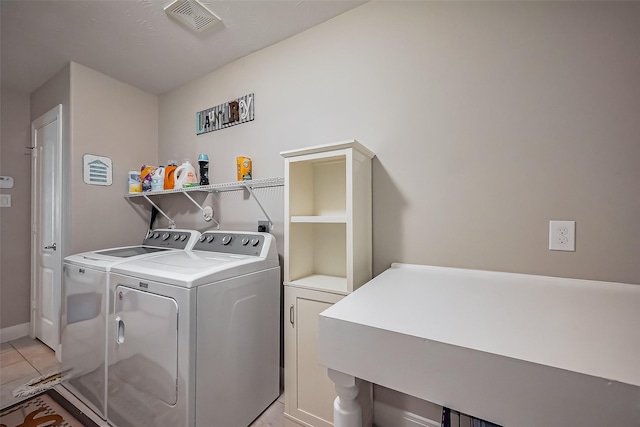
[{"left": 164, "top": 160, "right": 177, "bottom": 190}]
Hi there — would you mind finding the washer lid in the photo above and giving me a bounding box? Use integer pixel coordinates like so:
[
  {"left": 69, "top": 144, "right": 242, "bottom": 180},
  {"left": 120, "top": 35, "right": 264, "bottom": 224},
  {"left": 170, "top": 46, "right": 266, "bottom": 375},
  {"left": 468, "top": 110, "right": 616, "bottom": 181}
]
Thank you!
[
  {"left": 111, "top": 250, "right": 278, "bottom": 288},
  {"left": 63, "top": 229, "right": 202, "bottom": 271},
  {"left": 65, "top": 245, "right": 169, "bottom": 271},
  {"left": 95, "top": 246, "right": 168, "bottom": 257}
]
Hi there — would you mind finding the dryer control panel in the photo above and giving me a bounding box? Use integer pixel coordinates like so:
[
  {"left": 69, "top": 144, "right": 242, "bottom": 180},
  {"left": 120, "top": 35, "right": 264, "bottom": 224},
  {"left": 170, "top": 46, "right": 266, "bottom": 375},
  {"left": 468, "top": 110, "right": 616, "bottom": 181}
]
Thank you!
[
  {"left": 194, "top": 231, "right": 268, "bottom": 256},
  {"left": 142, "top": 229, "right": 200, "bottom": 249}
]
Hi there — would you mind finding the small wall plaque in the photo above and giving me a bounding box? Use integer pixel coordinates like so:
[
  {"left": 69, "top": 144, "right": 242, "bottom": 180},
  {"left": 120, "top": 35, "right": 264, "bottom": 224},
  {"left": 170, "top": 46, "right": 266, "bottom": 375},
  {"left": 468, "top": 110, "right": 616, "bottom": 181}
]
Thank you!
[{"left": 83, "top": 154, "right": 112, "bottom": 186}]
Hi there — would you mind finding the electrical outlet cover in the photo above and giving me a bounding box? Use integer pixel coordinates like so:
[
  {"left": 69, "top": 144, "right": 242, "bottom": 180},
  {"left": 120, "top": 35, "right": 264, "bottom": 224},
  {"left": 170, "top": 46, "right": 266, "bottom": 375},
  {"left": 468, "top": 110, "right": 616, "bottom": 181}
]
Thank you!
[
  {"left": 0, "top": 194, "right": 11, "bottom": 207},
  {"left": 549, "top": 220, "right": 575, "bottom": 251}
]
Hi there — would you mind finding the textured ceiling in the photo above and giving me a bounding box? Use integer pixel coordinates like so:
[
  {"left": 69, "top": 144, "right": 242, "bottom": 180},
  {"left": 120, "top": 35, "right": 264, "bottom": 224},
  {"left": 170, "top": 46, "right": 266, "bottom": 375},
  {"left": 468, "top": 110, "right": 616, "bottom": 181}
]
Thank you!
[{"left": 0, "top": 0, "right": 366, "bottom": 95}]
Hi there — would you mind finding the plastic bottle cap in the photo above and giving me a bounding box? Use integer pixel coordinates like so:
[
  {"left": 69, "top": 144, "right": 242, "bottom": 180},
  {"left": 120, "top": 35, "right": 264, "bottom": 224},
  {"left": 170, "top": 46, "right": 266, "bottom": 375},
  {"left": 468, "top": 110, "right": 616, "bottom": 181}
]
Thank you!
[{"left": 198, "top": 154, "right": 209, "bottom": 161}]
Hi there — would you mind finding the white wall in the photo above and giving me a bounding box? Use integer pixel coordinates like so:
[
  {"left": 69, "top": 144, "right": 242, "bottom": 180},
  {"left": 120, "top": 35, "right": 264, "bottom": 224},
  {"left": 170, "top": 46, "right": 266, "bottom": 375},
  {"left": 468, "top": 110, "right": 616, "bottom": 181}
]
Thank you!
[
  {"left": 30, "top": 63, "right": 158, "bottom": 257},
  {"left": 0, "top": 87, "right": 32, "bottom": 329},
  {"left": 69, "top": 62, "right": 157, "bottom": 253},
  {"left": 160, "top": 1, "right": 640, "bottom": 284}
]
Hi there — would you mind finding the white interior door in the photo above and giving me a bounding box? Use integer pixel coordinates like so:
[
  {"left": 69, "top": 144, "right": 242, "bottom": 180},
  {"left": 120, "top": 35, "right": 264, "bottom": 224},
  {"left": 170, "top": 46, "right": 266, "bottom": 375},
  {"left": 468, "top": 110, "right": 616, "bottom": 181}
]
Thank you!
[{"left": 31, "top": 105, "right": 62, "bottom": 358}]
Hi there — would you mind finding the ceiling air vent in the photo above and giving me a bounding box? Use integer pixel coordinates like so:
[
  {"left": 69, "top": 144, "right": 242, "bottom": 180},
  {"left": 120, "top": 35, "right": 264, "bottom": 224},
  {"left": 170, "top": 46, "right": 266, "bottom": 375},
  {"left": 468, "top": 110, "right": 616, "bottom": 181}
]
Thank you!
[{"left": 164, "top": 0, "right": 221, "bottom": 33}]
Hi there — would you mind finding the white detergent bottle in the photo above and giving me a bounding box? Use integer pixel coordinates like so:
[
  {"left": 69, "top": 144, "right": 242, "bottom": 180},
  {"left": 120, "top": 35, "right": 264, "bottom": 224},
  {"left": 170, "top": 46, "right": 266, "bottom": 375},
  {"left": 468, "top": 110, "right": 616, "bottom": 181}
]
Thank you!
[
  {"left": 151, "top": 166, "right": 165, "bottom": 191},
  {"left": 174, "top": 159, "right": 198, "bottom": 188}
]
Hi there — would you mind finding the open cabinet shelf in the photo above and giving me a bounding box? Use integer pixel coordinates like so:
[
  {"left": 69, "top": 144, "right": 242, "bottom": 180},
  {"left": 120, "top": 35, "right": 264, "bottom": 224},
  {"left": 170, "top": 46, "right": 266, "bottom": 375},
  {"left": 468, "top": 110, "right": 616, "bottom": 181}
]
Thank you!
[
  {"left": 288, "top": 154, "right": 346, "bottom": 217},
  {"left": 288, "top": 222, "right": 347, "bottom": 293},
  {"left": 290, "top": 216, "right": 347, "bottom": 224},
  {"left": 287, "top": 275, "right": 349, "bottom": 295},
  {"left": 283, "top": 140, "right": 373, "bottom": 294}
]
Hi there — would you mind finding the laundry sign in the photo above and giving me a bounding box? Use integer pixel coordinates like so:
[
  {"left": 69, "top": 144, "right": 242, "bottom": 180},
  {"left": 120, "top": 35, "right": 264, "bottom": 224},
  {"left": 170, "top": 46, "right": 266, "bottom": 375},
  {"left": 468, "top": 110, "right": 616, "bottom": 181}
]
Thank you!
[
  {"left": 83, "top": 154, "right": 112, "bottom": 186},
  {"left": 196, "top": 93, "right": 254, "bottom": 135}
]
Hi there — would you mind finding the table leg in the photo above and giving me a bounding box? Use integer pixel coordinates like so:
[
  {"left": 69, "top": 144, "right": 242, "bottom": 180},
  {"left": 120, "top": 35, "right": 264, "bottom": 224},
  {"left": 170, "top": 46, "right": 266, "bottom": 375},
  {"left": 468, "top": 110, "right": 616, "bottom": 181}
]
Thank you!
[{"left": 328, "top": 369, "right": 362, "bottom": 427}]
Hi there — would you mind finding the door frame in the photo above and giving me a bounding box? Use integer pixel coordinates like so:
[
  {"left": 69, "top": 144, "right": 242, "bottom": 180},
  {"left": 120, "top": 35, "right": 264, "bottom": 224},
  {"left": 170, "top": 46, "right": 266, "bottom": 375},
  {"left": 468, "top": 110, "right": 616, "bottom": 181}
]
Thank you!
[{"left": 30, "top": 104, "right": 63, "bottom": 358}]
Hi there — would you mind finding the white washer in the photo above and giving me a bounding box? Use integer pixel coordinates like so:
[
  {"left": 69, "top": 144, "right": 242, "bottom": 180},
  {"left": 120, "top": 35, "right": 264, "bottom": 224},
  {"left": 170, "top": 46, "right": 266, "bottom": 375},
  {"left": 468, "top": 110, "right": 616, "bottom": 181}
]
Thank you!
[
  {"left": 61, "top": 229, "right": 201, "bottom": 420},
  {"left": 106, "top": 230, "right": 280, "bottom": 427}
]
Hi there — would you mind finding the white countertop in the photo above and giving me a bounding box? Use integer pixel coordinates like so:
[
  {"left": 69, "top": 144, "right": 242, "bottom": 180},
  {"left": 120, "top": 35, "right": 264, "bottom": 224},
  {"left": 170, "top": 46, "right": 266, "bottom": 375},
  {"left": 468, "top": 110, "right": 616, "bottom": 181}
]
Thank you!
[
  {"left": 319, "top": 264, "right": 640, "bottom": 426},
  {"left": 321, "top": 263, "right": 640, "bottom": 388}
]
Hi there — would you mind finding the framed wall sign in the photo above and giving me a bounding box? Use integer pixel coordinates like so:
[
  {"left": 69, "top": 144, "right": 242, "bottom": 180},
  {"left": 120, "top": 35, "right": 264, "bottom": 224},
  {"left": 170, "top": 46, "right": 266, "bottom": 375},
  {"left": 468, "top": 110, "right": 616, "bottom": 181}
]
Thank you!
[{"left": 196, "top": 93, "right": 254, "bottom": 135}]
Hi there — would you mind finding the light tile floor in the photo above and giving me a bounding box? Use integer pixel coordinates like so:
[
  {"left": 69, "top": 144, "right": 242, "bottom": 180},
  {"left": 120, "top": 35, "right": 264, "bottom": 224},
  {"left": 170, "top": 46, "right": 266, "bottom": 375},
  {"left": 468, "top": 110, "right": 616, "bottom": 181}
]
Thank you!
[
  {"left": 0, "top": 337, "right": 61, "bottom": 410},
  {"left": 1, "top": 336, "right": 285, "bottom": 426}
]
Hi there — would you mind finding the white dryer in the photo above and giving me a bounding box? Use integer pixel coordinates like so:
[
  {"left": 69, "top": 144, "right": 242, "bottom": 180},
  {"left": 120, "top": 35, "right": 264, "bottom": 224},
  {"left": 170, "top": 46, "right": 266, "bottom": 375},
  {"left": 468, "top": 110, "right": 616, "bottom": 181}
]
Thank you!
[
  {"left": 61, "top": 229, "right": 201, "bottom": 419},
  {"left": 107, "top": 230, "right": 280, "bottom": 427}
]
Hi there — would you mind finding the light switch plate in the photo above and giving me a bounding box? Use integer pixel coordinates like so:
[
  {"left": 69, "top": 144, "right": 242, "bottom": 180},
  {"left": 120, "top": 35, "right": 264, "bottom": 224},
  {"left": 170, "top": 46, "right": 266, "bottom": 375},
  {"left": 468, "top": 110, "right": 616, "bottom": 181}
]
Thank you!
[
  {"left": 549, "top": 220, "right": 575, "bottom": 251},
  {"left": 0, "top": 194, "right": 11, "bottom": 207}
]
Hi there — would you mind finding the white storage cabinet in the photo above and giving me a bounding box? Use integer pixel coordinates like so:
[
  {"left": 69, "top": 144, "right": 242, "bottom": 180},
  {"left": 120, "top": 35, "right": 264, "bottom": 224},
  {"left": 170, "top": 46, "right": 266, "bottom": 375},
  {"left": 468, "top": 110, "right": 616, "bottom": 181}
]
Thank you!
[{"left": 281, "top": 140, "right": 374, "bottom": 427}]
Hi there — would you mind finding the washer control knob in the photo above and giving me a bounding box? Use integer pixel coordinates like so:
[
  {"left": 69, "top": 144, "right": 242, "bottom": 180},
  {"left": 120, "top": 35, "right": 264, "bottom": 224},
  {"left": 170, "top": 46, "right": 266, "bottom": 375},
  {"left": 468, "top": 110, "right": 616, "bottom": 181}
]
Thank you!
[
  {"left": 222, "top": 235, "right": 232, "bottom": 245},
  {"left": 199, "top": 235, "right": 206, "bottom": 242},
  {"left": 162, "top": 232, "right": 170, "bottom": 240},
  {"left": 177, "top": 235, "right": 183, "bottom": 241},
  {"left": 241, "top": 237, "right": 249, "bottom": 246},
  {"left": 207, "top": 235, "right": 215, "bottom": 243},
  {"left": 251, "top": 238, "right": 260, "bottom": 246},
  {"left": 179, "top": 234, "right": 187, "bottom": 241},
  {"left": 153, "top": 232, "right": 159, "bottom": 239}
]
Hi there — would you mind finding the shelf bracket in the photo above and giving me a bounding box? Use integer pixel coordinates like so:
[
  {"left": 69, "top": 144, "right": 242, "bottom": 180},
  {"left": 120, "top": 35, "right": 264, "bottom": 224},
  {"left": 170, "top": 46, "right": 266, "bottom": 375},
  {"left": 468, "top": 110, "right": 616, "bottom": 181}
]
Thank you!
[
  {"left": 181, "top": 191, "right": 220, "bottom": 229},
  {"left": 244, "top": 184, "right": 274, "bottom": 230},
  {"left": 142, "top": 194, "right": 176, "bottom": 229}
]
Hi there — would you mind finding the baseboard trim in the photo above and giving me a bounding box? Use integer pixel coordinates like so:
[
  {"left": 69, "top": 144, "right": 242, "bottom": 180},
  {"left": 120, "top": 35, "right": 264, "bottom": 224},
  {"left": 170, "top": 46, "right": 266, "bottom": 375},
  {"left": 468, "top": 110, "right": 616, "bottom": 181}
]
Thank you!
[
  {"left": 0, "top": 322, "right": 30, "bottom": 343},
  {"left": 374, "top": 401, "right": 441, "bottom": 427}
]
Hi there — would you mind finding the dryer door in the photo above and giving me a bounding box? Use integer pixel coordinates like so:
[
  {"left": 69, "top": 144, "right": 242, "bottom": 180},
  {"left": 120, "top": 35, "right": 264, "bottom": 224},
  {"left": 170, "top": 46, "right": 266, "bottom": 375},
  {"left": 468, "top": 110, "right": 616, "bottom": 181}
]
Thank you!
[{"left": 110, "top": 286, "right": 179, "bottom": 406}]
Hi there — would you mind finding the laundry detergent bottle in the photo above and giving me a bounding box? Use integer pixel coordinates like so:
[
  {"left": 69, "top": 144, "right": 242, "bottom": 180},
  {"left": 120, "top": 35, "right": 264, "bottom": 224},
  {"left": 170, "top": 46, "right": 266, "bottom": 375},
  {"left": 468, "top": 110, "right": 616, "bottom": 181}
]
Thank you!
[
  {"left": 174, "top": 159, "right": 198, "bottom": 188},
  {"left": 151, "top": 166, "right": 165, "bottom": 191},
  {"left": 164, "top": 160, "right": 177, "bottom": 190}
]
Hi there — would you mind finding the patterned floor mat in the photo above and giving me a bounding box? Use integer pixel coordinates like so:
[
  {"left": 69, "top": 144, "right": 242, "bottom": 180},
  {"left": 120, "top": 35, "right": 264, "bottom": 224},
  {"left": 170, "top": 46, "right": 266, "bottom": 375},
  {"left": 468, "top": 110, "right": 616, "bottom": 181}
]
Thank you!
[{"left": 0, "top": 390, "right": 97, "bottom": 427}]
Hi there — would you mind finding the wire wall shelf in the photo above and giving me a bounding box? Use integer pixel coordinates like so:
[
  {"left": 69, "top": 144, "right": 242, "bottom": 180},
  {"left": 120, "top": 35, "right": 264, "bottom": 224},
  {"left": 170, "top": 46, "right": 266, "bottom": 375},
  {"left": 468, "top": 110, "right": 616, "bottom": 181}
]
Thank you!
[{"left": 124, "top": 177, "right": 284, "bottom": 229}]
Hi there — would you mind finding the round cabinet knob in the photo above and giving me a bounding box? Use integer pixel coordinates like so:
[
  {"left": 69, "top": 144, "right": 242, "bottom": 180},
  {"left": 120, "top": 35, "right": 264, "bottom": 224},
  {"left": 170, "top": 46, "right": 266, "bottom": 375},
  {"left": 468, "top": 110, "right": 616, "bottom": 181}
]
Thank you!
[
  {"left": 222, "top": 235, "right": 232, "bottom": 245},
  {"left": 199, "top": 235, "right": 206, "bottom": 242},
  {"left": 207, "top": 235, "right": 215, "bottom": 243},
  {"left": 251, "top": 238, "right": 260, "bottom": 247},
  {"left": 179, "top": 234, "right": 187, "bottom": 241},
  {"left": 241, "top": 237, "right": 249, "bottom": 246},
  {"left": 162, "top": 232, "right": 170, "bottom": 240}
]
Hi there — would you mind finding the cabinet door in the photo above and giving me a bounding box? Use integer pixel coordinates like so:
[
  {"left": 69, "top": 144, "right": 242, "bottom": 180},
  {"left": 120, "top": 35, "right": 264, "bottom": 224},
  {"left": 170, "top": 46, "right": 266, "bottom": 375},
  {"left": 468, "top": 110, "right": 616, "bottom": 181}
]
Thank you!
[{"left": 284, "top": 286, "right": 344, "bottom": 427}]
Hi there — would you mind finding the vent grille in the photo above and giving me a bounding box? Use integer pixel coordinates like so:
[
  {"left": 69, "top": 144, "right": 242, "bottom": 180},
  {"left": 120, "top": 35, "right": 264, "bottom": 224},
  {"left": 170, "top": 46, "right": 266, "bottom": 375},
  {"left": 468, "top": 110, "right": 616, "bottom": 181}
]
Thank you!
[{"left": 165, "top": 0, "right": 221, "bottom": 33}]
